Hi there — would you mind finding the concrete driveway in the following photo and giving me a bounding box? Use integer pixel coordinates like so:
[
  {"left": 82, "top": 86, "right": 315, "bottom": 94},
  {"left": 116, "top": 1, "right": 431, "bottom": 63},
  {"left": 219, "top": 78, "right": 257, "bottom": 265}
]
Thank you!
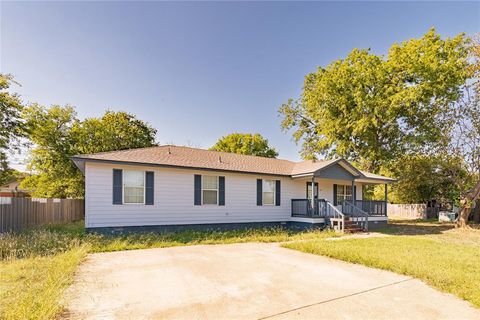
[{"left": 65, "top": 243, "right": 480, "bottom": 320}]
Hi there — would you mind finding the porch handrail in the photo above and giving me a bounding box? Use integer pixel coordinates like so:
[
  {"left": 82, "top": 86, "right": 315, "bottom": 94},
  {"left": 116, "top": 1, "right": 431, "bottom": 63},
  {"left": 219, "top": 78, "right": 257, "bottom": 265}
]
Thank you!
[
  {"left": 325, "top": 201, "right": 345, "bottom": 233},
  {"left": 342, "top": 200, "right": 369, "bottom": 231},
  {"left": 291, "top": 199, "right": 345, "bottom": 232}
]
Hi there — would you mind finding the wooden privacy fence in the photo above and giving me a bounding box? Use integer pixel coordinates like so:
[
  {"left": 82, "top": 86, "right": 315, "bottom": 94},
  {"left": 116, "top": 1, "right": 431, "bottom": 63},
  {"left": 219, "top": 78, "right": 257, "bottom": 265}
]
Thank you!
[
  {"left": 387, "top": 203, "right": 427, "bottom": 219},
  {"left": 0, "top": 197, "right": 84, "bottom": 233}
]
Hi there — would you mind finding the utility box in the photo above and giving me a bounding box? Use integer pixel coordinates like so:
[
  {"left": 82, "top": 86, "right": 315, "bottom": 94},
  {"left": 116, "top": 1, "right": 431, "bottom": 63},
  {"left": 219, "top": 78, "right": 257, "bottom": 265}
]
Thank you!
[{"left": 438, "top": 211, "right": 457, "bottom": 222}]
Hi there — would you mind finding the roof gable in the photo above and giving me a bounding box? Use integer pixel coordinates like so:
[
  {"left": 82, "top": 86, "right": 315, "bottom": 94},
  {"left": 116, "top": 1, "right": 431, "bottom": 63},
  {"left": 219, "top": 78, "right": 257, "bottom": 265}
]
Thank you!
[{"left": 316, "top": 163, "right": 356, "bottom": 180}]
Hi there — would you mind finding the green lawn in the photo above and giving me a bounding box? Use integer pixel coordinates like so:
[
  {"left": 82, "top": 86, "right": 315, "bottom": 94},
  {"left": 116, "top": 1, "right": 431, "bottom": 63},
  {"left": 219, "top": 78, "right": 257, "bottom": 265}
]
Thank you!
[
  {"left": 0, "top": 245, "right": 88, "bottom": 320},
  {"left": 283, "top": 220, "right": 480, "bottom": 308},
  {"left": 2, "top": 220, "right": 479, "bottom": 318},
  {"left": 0, "top": 222, "right": 334, "bottom": 319}
]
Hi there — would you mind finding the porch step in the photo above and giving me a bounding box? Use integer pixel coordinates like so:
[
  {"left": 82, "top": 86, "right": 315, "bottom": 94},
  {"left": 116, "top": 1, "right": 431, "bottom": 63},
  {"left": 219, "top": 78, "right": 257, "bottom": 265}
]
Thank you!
[
  {"left": 344, "top": 220, "right": 365, "bottom": 233},
  {"left": 344, "top": 227, "right": 364, "bottom": 233}
]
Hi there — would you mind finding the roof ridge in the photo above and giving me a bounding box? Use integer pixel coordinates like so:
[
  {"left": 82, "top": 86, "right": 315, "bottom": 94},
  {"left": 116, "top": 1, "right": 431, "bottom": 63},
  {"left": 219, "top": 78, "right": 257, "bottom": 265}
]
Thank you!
[
  {"left": 74, "top": 144, "right": 298, "bottom": 164},
  {"left": 72, "top": 145, "right": 165, "bottom": 158},
  {"left": 169, "top": 145, "right": 295, "bottom": 163}
]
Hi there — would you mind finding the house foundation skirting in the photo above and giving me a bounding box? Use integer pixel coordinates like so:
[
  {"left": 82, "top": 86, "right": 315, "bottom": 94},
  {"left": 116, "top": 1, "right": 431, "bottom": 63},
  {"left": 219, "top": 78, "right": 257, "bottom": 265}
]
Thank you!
[
  {"left": 86, "top": 221, "right": 326, "bottom": 234},
  {"left": 87, "top": 217, "right": 388, "bottom": 234}
]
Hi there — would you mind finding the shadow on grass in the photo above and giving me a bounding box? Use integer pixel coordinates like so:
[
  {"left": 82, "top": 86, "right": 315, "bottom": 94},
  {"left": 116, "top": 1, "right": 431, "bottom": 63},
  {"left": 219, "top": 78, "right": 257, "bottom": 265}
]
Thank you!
[{"left": 376, "top": 219, "right": 455, "bottom": 236}]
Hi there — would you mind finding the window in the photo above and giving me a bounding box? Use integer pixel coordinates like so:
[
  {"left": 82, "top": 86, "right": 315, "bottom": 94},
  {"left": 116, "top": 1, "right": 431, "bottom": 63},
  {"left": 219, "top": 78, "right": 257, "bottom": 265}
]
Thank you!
[
  {"left": 202, "top": 175, "right": 218, "bottom": 205},
  {"left": 262, "top": 180, "right": 275, "bottom": 205},
  {"left": 336, "top": 185, "right": 353, "bottom": 204},
  {"left": 123, "top": 170, "right": 145, "bottom": 204}
]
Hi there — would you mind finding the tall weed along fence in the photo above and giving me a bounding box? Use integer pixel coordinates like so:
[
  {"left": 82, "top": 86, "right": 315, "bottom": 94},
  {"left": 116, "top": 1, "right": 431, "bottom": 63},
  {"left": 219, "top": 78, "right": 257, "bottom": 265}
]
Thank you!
[{"left": 0, "top": 197, "right": 84, "bottom": 232}]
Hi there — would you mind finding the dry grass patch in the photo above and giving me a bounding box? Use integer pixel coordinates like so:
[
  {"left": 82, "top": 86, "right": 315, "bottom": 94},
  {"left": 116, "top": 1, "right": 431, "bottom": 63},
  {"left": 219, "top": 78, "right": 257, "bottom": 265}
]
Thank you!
[
  {"left": 0, "top": 245, "right": 89, "bottom": 320},
  {"left": 284, "top": 222, "right": 480, "bottom": 308},
  {"left": 379, "top": 219, "right": 480, "bottom": 248}
]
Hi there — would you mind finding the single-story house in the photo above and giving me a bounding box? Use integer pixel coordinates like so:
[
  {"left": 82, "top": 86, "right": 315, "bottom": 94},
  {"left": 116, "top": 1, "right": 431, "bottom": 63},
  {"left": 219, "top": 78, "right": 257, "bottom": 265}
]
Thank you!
[
  {"left": 0, "top": 176, "right": 30, "bottom": 197},
  {"left": 72, "top": 145, "right": 395, "bottom": 232}
]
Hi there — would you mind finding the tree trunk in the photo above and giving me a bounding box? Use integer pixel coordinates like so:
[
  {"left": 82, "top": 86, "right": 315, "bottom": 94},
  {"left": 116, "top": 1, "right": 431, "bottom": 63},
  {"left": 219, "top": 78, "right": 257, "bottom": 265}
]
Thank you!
[
  {"left": 457, "top": 207, "right": 472, "bottom": 228},
  {"left": 456, "top": 179, "right": 480, "bottom": 228},
  {"left": 473, "top": 200, "right": 480, "bottom": 223}
]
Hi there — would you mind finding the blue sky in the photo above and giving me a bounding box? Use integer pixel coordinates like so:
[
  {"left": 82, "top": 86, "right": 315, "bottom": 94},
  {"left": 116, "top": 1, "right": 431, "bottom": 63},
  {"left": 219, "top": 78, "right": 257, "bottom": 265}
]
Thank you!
[{"left": 1, "top": 1, "right": 479, "bottom": 168}]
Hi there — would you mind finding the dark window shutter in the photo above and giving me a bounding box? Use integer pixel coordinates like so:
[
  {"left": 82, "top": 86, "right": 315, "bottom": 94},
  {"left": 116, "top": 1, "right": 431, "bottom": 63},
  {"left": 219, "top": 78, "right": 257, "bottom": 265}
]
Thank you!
[
  {"left": 194, "top": 175, "right": 202, "bottom": 205},
  {"left": 275, "top": 180, "right": 281, "bottom": 206},
  {"left": 219, "top": 176, "right": 225, "bottom": 206},
  {"left": 145, "top": 171, "right": 154, "bottom": 205},
  {"left": 113, "top": 169, "right": 123, "bottom": 205},
  {"left": 353, "top": 185, "right": 357, "bottom": 203},
  {"left": 256, "top": 179, "right": 262, "bottom": 206},
  {"left": 333, "top": 184, "right": 338, "bottom": 206}
]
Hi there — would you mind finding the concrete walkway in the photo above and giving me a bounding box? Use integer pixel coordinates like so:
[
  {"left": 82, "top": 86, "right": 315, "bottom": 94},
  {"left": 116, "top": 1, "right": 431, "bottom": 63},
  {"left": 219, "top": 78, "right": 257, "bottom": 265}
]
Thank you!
[{"left": 64, "top": 243, "right": 480, "bottom": 320}]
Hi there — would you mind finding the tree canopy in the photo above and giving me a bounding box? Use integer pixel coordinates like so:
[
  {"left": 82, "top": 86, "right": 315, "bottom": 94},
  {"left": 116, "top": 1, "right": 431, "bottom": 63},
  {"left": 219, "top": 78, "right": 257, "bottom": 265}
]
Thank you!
[
  {"left": 210, "top": 133, "right": 278, "bottom": 158},
  {"left": 384, "top": 155, "right": 471, "bottom": 204},
  {"left": 20, "top": 106, "right": 157, "bottom": 198},
  {"left": 0, "top": 74, "right": 24, "bottom": 185},
  {"left": 279, "top": 29, "right": 470, "bottom": 173},
  {"left": 447, "top": 35, "right": 480, "bottom": 226}
]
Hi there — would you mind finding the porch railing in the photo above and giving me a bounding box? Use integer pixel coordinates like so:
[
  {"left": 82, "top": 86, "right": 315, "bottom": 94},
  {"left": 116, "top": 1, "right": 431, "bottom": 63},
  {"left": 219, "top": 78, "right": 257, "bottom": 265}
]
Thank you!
[
  {"left": 291, "top": 199, "right": 345, "bottom": 232},
  {"left": 354, "top": 200, "right": 387, "bottom": 216},
  {"left": 291, "top": 199, "right": 338, "bottom": 217}
]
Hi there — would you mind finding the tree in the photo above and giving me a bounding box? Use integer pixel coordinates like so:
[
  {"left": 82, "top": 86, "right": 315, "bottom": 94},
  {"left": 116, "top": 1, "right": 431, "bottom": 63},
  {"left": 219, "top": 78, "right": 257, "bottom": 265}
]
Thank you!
[
  {"left": 210, "top": 133, "right": 278, "bottom": 158},
  {"left": 73, "top": 111, "right": 159, "bottom": 154},
  {"left": 386, "top": 155, "right": 470, "bottom": 204},
  {"left": 279, "top": 29, "right": 470, "bottom": 173},
  {"left": 20, "top": 106, "right": 157, "bottom": 198},
  {"left": 448, "top": 35, "right": 480, "bottom": 227},
  {"left": 0, "top": 74, "right": 24, "bottom": 184}
]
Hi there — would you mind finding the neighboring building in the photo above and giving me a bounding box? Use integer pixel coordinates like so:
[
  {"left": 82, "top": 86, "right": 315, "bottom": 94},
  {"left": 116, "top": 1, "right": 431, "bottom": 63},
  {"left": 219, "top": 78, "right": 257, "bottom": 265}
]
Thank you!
[
  {"left": 0, "top": 177, "right": 29, "bottom": 197},
  {"left": 72, "top": 145, "right": 395, "bottom": 232}
]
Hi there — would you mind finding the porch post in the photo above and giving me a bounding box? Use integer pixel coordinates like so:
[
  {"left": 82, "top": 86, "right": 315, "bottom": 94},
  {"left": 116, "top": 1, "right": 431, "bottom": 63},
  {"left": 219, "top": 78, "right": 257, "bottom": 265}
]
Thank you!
[
  {"left": 351, "top": 180, "right": 355, "bottom": 205},
  {"left": 384, "top": 183, "right": 388, "bottom": 216},
  {"left": 311, "top": 175, "right": 316, "bottom": 214}
]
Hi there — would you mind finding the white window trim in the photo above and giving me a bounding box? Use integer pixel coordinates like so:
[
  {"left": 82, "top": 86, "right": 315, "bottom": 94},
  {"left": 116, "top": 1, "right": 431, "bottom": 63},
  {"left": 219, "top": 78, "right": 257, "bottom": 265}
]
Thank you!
[
  {"left": 262, "top": 179, "right": 276, "bottom": 206},
  {"left": 201, "top": 175, "right": 219, "bottom": 205},
  {"left": 122, "top": 170, "right": 146, "bottom": 205},
  {"left": 337, "top": 184, "right": 353, "bottom": 204}
]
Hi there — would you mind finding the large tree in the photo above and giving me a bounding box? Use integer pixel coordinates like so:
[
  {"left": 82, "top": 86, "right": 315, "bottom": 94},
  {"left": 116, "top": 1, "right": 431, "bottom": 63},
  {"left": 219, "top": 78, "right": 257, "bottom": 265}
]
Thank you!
[
  {"left": 449, "top": 35, "right": 480, "bottom": 227},
  {"left": 386, "top": 155, "right": 470, "bottom": 204},
  {"left": 0, "top": 74, "right": 24, "bottom": 185},
  {"left": 20, "top": 106, "right": 157, "bottom": 198},
  {"left": 279, "top": 29, "right": 470, "bottom": 173},
  {"left": 210, "top": 133, "right": 278, "bottom": 158}
]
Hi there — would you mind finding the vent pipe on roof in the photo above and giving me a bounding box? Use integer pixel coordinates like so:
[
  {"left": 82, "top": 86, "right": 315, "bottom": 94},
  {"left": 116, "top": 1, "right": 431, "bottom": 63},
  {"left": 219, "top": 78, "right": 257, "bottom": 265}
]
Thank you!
[
  {"left": 167, "top": 147, "right": 171, "bottom": 154},
  {"left": 218, "top": 156, "right": 222, "bottom": 163}
]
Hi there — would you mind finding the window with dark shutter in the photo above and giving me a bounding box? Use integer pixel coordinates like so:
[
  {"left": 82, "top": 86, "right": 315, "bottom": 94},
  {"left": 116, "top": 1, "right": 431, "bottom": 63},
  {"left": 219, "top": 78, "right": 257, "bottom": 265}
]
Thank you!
[
  {"left": 145, "top": 171, "right": 154, "bottom": 205},
  {"left": 275, "top": 180, "right": 281, "bottom": 206},
  {"left": 194, "top": 175, "right": 202, "bottom": 205},
  {"left": 219, "top": 176, "right": 225, "bottom": 206},
  {"left": 333, "top": 184, "right": 337, "bottom": 206},
  {"left": 113, "top": 169, "right": 123, "bottom": 205},
  {"left": 256, "top": 179, "right": 262, "bottom": 206}
]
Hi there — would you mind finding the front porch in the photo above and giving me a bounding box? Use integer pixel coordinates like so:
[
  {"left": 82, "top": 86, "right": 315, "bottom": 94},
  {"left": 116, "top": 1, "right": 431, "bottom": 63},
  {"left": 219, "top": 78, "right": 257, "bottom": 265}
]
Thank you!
[
  {"left": 289, "top": 158, "right": 393, "bottom": 232},
  {"left": 291, "top": 199, "right": 388, "bottom": 218},
  {"left": 290, "top": 198, "right": 388, "bottom": 232}
]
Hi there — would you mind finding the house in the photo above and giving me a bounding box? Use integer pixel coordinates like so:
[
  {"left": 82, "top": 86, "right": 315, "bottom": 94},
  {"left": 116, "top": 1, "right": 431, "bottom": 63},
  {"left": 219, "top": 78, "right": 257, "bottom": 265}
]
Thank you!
[
  {"left": 71, "top": 145, "right": 395, "bottom": 232},
  {"left": 0, "top": 176, "right": 30, "bottom": 197}
]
